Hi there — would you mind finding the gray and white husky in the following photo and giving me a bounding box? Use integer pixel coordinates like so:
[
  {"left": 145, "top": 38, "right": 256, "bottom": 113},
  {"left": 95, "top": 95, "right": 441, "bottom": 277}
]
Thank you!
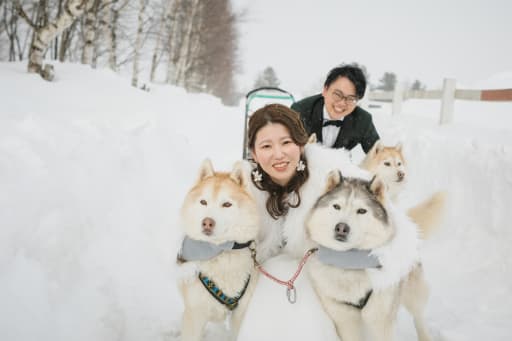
[{"left": 305, "top": 170, "right": 433, "bottom": 341}]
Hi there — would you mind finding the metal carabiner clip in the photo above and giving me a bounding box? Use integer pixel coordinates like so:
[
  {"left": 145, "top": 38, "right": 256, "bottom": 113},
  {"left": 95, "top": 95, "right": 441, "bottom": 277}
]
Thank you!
[{"left": 286, "top": 286, "right": 297, "bottom": 304}]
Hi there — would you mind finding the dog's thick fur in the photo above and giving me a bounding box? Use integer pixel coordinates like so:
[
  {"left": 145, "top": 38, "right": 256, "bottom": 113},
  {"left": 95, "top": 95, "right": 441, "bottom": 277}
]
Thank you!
[
  {"left": 178, "top": 159, "right": 259, "bottom": 341},
  {"left": 306, "top": 171, "right": 434, "bottom": 341},
  {"left": 407, "top": 191, "right": 446, "bottom": 239}
]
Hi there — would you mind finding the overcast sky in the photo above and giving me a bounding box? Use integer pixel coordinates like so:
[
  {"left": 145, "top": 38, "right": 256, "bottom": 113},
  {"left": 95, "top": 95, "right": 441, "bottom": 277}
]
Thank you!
[{"left": 232, "top": 0, "right": 512, "bottom": 96}]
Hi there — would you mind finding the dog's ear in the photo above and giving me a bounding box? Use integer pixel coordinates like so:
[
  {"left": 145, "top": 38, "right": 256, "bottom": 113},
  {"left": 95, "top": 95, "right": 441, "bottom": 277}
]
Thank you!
[
  {"left": 229, "top": 161, "right": 247, "bottom": 187},
  {"left": 307, "top": 133, "right": 317, "bottom": 144},
  {"left": 325, "top": 169, "right": 343, "bottom": 193},
  {"left": 373, "top": 140, "right": 383, "bottom": 155},
  {"left": 395, "top": 142, "right": 403, "bottom": 152},
  {"left": 364, "top": 140, "right": 382, "bottom": 160},
  {"left": 369, "top": 175, "right": 386, "bottom": 202},
  {"left": 197, "top": 159, "right": 215, "bottom": 181}
]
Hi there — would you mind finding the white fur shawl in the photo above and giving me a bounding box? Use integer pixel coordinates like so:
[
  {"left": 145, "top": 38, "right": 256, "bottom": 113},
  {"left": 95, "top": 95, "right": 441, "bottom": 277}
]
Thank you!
[
  {"left": 367, "top": 201, "right": 420, "bottom": 290},
  {"left": 245, "top": 143, "right": 420, "bottom": 289}
]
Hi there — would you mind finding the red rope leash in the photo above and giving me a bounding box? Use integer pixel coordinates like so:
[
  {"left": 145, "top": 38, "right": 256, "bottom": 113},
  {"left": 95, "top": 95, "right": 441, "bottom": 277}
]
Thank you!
[{"left": 250, "top": 247, "right": 318, "bottom": 303}]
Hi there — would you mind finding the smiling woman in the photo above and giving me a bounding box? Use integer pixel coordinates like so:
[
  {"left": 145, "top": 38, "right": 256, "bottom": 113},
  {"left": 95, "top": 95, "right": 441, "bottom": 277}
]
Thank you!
[
  {"left": 247, "top": 103, "right": 310, "bottom": 219},
  {"left": 251, "top": 123, "right": 302, "bottom": 186}
]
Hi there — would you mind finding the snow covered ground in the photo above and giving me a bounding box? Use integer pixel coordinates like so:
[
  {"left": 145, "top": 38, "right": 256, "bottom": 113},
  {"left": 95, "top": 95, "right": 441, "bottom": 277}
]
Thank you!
[{"left": 1, "top": 62, "right": 511, "bottom": 340}]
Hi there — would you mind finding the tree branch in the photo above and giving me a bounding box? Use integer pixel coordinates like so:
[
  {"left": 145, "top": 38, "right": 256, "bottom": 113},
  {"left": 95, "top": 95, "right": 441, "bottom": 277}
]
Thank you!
[{"left": 14, "top": 0, "right": 37, "bottom": 29}]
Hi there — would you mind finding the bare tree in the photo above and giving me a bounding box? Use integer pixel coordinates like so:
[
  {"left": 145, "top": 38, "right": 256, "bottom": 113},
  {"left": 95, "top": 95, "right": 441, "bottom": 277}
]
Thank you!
[
  {"left": 58, "top": 18, "right": 77, "bottom": 61},
  {"left": 81, "top": 0, "right": 101, "bottom": 65},
  {"left": 3, "top": 0, "right": 24, "bottom": 61},
  {"left": 131, "top": 0, "right": 146, "bottom": 87},
  {"left": 102, "top": 0, "right": 128, "bottom": 71},
  {"left": 2, "top": 0, "right": 241, "bottom": 99},
  {"left": 162, "top": 0, "right": 239, "bottom": 102},
  {"left": 149, "top": 0, "right": 172, "bottom": 82},
  {"left": 164, "top": 0, "right": 181, "bottom": 84},
  {"left": 173, "top": 0, "right": 200, "bottom": 87},
  {"left": 16, "top": 0, "right": 93, "bottom": 79},
  {"left": 194, "top": 0, "right": 240, "bottom": 103},
  {"left": 93, "top": 0, "right": 115, "bottom": 67}
]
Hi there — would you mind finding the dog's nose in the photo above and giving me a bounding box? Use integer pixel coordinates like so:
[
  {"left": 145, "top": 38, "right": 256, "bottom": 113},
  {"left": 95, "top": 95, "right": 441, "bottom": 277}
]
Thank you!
[
  {"left": 202, "top": 217, "right": 215, "bottom": 235},
  {"left": 334, "top": 222, "right": 350, "bottom": 241},
  {"left": 397, "top": 171, "right": 405, "bottom": 180}
]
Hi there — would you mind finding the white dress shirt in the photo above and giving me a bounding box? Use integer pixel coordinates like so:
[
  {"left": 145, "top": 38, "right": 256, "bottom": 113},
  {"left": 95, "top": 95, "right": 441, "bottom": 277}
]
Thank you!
[{"left": 322, "top": 106, "right": 344, "bottom": 148}]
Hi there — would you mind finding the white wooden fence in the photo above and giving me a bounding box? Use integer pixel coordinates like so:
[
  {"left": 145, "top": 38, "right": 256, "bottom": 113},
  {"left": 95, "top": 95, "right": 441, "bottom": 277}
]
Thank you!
[{"left": 367, "top": 79, "right": 512, "bottom": 124}]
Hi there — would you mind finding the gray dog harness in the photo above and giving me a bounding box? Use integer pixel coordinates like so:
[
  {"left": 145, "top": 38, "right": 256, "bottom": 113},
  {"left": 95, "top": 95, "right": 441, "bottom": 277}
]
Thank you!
[
  {"left": 177, "top": 236, "right": 253, "bottom": 310},
  {"left": 316, "top": 246, "right": 381, "bottom": 269},
  {"left": 316, "top": 246, "right": 380, "bottom": 310},
  {"left": 177, "top": 236, "right": 253, "bottom": 262}
]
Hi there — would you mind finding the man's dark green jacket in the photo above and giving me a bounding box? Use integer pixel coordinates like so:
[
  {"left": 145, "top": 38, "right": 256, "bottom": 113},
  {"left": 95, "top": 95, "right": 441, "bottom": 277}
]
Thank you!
[{"left": 291, "top": 94, "right": 379, "bottom": 153}]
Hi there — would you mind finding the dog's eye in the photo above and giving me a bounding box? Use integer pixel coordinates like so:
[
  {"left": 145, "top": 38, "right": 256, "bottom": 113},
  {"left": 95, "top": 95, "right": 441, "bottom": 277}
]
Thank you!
[
  {"left": 384, "top": 162, "right": 391, "bottom": 166},
  {"left": 357, "top": 208, "right": 367, "bottom": 214},
  {"left": 397, "top": 162, "right": 402, "bottom": 166},
  {"left": 222, "top": 202, "right": 232, "bottom": 208},
  {"left": 333, "top": 204, "right": 341, "bottom": 210},
  {"left": 200, "top": 199, "right": 207, "bottom": 206}
]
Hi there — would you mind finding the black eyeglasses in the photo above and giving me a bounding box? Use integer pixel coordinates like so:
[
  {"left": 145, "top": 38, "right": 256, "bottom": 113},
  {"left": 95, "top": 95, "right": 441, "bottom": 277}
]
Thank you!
[{"left": 331, "top": 91, "right": 358, "bottom": 105}]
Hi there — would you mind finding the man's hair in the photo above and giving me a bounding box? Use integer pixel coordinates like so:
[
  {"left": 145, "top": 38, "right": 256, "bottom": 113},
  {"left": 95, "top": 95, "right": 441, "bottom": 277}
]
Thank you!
[{"left": 324, "top": 64, "right": 367, "bottom": 99}]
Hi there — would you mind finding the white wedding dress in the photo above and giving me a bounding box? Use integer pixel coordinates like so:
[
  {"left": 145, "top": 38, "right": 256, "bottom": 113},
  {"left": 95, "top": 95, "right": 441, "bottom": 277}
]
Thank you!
[{"left": 237, "top": 144, "right": 420, "bottom": 340}]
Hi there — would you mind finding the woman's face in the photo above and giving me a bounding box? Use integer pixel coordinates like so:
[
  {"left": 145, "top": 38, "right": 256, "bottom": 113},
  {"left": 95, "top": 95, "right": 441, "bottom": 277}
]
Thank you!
[
  {"left": 251, "top": 122, "right": 302, "bottom": 186},
  {"left": 322, "top": 76, "right": 358, "bottom": 120}
]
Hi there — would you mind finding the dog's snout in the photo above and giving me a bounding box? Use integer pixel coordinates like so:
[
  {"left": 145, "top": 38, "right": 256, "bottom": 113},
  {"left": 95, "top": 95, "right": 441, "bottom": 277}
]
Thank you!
[
  {"left": 334, "top": 222, "right": 350, "bottom": 241},
  {"left": 397, "top": 170, "right": 405, "bottom": 180},
  {"left": 201, "top": 217, "right": 216, "bottom": 235}
]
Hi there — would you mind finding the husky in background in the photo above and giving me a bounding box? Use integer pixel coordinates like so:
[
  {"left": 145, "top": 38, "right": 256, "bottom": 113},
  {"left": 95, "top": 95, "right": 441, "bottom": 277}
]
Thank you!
[
  {"left": 177, "top": 159, "right": 259, "bottom": 341},
  {"left": 361, "top": 140, "right": 446, "bottom": 238},
  {"left": 360, "top": 141, "right": 407, "bottom": 201},
  {"left": 306, "top": 170, "right": 437, "bottom": 341}
]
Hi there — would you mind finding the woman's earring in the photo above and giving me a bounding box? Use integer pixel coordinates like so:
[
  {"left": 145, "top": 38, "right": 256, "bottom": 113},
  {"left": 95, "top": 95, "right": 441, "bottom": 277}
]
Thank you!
[
  {"left": 252, "top": 168, "right": 263, "bottom": 183},
  {"left": 296, "top": 159, "right": 306, "bottom": 172}
]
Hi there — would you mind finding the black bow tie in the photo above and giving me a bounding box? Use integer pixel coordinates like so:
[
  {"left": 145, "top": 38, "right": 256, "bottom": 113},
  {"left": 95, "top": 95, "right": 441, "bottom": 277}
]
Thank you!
[{"left": 323, "top": 120, "right": 343, "bottom": 128}]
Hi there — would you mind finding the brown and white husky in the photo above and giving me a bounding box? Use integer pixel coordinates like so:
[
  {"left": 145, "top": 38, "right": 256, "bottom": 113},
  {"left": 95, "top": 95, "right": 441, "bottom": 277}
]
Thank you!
[
  {"left": 360, "top": 141, "right": 407, "bottom": 202},
  {"left": 361, "top": 140, "right": 446, "bottom": 238},
  {"left": 177, "top": 159, "right": 259, "bottom": 341}
]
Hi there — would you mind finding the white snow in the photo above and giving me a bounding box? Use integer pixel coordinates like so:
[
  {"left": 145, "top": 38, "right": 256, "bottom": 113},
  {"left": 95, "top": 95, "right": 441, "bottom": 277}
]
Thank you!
[{"left": 1, "top": 61, "right": 512, "bottom": 340}]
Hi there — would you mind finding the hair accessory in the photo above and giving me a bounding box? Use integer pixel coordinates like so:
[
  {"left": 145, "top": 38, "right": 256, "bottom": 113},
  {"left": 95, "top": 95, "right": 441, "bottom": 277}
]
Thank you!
[
  {"left": 296, "top": 159, "right": 306, "bottom": 172},
  {"left": 252, "top": 168, "right": 263, "bottom": 183}
]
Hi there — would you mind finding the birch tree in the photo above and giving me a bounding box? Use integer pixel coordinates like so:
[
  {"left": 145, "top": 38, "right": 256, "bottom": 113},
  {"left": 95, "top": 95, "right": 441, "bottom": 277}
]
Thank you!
[
  {"left": 105, "top": 0, "right": 126, "bottom": 70},
  {"left": 17, "top": 0, "right": 92, "bottom": 79},
  {"left": 164, "top": 0, "right": 181, "bottom": 84},
  {"left": 58, "top": 18, "right": 77, "bottom": 61},
  {"left": 81, "top": 0, "right": 101, "bottom": 65},
  {"left": 3, "top": 0, "right": 23, "bottom": 61},
  {"left": 173, "top": 0, "right": 200, "bottom": 87},
  {"left": 131, "top": 0, "right": 146, "bottom": 87},
  {"left": 149, "top": 0, "right": 171, "bottom": 82}
]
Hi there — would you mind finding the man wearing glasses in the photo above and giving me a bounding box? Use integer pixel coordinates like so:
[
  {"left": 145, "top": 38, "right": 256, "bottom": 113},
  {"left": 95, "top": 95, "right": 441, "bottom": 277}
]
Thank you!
[{"left": 291, "top": 64, "right": 380, "bottom": 153}]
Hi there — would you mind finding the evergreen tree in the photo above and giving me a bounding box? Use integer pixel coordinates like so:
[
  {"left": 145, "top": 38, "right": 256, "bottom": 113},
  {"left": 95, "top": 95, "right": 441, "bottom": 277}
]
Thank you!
[
  {"left": 253, "top": 66, "right": 280, "bottom": 88},
  {"left": 377, "top": 72, "right": 397, "bottom": 91},
  {"left": 411, "top": 79, "right": 426, "bottom": 91}
]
